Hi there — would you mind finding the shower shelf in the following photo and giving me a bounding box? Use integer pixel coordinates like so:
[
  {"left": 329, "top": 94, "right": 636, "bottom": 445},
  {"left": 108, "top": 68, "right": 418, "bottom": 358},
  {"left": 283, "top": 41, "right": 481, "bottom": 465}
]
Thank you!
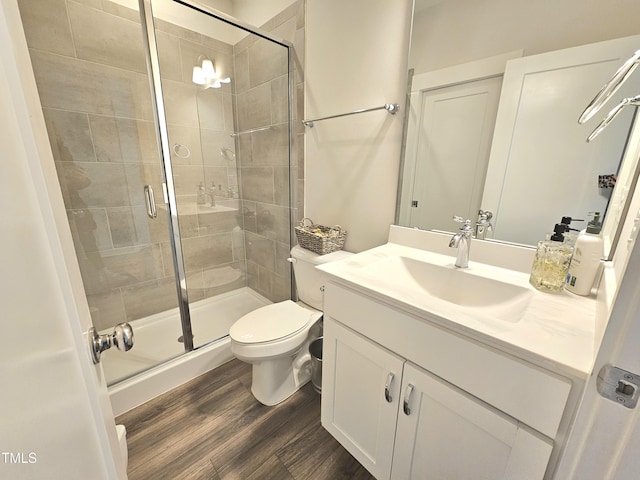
[
  {"left": 302, "top": 103, "right": 399, "bottom": 127},
  {"left": 230, "top": 126, "right": 272, "bottom": 137}
]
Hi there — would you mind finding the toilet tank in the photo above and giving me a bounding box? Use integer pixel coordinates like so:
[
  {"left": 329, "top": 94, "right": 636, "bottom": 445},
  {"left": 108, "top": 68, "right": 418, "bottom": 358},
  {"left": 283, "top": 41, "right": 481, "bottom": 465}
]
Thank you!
[{"left": 290, "top": 245, "right": 352, "bottom": 310}]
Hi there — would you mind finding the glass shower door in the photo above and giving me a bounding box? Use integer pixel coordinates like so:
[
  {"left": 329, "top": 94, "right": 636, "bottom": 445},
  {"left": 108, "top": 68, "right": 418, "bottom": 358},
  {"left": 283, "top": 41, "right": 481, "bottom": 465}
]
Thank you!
[
  {"left": 18, "top": 0, "right": 186, "bottom": 384},
  {"left": 149, "top": 0, "right": 293, "bottom": 349},
  {"left": 19, "top": 0, "right": 295, "bottom": 384}
]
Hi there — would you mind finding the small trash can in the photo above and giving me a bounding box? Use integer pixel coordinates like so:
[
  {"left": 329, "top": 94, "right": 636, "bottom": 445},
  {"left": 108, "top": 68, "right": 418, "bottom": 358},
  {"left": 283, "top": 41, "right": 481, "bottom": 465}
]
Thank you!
[{"left": 309, "top": 337, "right": 323, "bottom": 394}]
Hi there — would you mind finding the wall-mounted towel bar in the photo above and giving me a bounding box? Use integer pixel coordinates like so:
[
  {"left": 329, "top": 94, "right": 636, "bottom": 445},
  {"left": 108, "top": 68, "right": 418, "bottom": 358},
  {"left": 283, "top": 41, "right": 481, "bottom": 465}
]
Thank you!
[
  {"left": 302, "top": 103, "right": 400, "bottom": 127},
  {"left": 230, "top": 126, "right": 272, "bottom": 137}
]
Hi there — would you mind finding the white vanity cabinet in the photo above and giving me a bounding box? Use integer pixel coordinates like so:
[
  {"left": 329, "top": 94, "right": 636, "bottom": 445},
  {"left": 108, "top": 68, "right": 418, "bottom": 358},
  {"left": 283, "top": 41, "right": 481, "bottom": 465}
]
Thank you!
[
  {"left": 321, "top": 282, "right": 570, "bottom": 480},
  {"left": 392, "top": 362, "right": 552, "bottom": 480},
  {"left": 321, "top": 319, "right": 403, "bottom": 479}
]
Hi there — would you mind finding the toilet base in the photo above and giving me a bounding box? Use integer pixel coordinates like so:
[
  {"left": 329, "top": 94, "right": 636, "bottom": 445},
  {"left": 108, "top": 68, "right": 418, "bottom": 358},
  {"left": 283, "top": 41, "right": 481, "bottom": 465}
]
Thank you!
[
  {"left": 251, "top": 355, "right": 312, "bottom": 406},
  {"left": 248, "top": 325, "right": 321, "bottom": 406}
]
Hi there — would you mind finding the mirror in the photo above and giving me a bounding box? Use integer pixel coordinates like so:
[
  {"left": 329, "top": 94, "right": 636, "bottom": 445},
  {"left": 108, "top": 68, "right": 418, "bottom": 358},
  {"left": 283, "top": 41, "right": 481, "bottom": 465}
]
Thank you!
[{"left": 399, "top": 0, "right": 640, "bottom": 256}]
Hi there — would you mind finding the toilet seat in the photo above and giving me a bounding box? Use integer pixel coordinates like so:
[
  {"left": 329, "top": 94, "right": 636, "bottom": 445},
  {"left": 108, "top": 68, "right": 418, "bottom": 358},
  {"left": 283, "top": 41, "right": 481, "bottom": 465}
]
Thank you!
[{"left": 230, "top": 300, "right": 320, "bottom": 345}]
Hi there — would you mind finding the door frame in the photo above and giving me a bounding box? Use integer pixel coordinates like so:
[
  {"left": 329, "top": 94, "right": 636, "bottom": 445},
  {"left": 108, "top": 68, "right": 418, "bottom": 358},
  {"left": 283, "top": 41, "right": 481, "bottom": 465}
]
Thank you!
[{"left": 1, "top": 0, "right": 125, "bottom": 476}]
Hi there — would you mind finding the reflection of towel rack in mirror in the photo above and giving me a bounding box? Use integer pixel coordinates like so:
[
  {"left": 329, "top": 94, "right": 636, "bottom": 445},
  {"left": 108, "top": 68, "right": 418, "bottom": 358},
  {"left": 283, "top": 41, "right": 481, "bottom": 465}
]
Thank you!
[
  {"left": 587, "top": 94, "right": 640, "bottom": 142},
  {"left": 302, "top": 103, "right": 399, "bottom": 127},
  {"left": 230, "top": 126, "right": 272, "bottom": 137},
  {"left": 579, "top": 49, "right": 640, "bottom": 124},
  {"left": 579, "top": 48, "right": 640, "bottom": 141}
]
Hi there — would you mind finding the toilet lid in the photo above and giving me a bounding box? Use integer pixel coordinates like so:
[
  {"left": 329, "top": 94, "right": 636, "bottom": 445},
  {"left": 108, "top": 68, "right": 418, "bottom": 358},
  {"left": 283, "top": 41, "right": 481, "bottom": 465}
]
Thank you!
[{"left": 230, "top": 300, "right": 320, "bottom": 344}]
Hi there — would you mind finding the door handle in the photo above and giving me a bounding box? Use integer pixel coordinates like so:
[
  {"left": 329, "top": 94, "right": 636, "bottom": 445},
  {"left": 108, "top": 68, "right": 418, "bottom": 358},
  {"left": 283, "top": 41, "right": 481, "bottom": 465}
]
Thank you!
[
  {"left": 89, "top": 323, "right": 134, "bottom": 364},
  {"left": 384, "top": 372, "right": 395, "bottom": 403},
  {"left": 403, "top": 383, "right": 415, "bottom": 415},
  {"left": 144, "top": 185, "right": 157, "bottom": 219}
]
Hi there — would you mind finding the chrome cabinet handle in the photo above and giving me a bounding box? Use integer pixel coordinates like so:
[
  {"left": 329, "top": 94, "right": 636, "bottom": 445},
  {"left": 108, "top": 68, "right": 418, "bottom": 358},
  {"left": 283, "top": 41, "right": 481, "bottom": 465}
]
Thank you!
[
  {"left": 89, "top": 323, "right": 134, "bottom": 364},
  {"left": 144, "top": 185, "right": 157, "bottom": 219},
  {"left": 403, "top": 384, "right": 415, "bottom": 415},
  {"left": 384, "top": 373, "right": 395, "bottom": 403}
]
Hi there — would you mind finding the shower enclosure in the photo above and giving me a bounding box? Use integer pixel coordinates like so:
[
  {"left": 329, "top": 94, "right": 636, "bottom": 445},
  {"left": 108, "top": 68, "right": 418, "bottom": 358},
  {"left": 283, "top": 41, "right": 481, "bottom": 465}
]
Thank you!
[{"left": 18, "top": 0, "right": 298, "bottom": 385}]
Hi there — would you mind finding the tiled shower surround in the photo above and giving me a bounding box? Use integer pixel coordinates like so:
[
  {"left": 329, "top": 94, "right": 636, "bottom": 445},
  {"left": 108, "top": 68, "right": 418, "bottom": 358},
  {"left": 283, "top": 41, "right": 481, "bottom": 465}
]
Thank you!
[{"left": 18, "top": 0, "right": 305, "bottom": 331}]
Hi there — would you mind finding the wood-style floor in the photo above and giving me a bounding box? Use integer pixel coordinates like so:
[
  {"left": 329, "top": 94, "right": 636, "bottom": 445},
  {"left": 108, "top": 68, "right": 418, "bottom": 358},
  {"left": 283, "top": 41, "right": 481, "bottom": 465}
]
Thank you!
[{"left": 116, "top": 359, "right": 374, "bottom": 480}]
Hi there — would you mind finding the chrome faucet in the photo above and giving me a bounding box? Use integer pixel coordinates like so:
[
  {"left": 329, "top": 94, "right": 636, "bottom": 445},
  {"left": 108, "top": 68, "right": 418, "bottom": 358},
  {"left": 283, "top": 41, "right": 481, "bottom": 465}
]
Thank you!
[
  {"left": 449, "top": 216, "right": 473, "bottom": 268},
  {"left": 205, "top": 182, "right": 216, "bottom": 207},
  {"left": 475, "top": 209, "right": 493, "bottom": 240}
]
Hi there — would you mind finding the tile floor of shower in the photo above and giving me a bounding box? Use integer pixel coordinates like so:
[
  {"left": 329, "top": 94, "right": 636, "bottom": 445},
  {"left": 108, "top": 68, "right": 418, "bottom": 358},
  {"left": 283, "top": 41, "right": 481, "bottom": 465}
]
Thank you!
[{"left": 117, "top": 358, "right": 374, "bottom": 480}]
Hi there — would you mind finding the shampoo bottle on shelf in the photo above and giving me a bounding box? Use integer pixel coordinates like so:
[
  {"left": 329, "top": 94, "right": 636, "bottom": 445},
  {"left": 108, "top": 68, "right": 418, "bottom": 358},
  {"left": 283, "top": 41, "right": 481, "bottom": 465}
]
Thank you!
[
  {"left": 566, "top": 212, "right": 603, "bottom": 296},
  {"left": 529, "top": 223, "right": 574, "bottom": 293}
]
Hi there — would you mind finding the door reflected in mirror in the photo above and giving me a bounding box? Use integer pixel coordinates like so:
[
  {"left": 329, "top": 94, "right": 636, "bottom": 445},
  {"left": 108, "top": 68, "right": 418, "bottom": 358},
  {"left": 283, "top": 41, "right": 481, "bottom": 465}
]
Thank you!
[{"left": 398, "top": 0, "right": 640, "bottom": 258}]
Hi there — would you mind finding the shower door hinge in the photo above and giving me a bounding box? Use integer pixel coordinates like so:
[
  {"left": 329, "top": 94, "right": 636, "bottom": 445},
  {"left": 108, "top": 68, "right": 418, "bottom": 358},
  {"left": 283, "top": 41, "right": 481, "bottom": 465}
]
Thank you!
[
  {"left": 597, "top": 365, "right": 640, "bottom": 409},
  {"left": 411, "top": 200, "right": 419, "bottom": 207}
]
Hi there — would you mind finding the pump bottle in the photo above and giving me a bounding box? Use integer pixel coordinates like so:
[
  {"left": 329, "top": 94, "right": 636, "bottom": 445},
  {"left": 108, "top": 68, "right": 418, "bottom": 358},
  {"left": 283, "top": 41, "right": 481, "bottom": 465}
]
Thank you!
[
  {"left": 566, "top": 213, "right": 603, "bottom": 296},
  {"left": 558, "top": 216, "right": 583, "bottom": 247},
  {"left": 529, "top": 223, "right": 574, "bottom": 293}
]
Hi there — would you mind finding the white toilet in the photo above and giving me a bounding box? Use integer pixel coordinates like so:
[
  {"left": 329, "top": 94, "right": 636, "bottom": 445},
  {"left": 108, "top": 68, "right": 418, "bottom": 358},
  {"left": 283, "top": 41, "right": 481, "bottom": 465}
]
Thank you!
[{"left": 230, "top": 245, "right": 352, "bottom": 406}]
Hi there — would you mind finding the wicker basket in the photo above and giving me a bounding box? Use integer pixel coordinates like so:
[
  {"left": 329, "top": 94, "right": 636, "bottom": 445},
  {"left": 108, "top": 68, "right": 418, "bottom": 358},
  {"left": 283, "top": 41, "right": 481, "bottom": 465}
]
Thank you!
[{"left": 295, "top": 218, "right": 347, "bottom": 255}]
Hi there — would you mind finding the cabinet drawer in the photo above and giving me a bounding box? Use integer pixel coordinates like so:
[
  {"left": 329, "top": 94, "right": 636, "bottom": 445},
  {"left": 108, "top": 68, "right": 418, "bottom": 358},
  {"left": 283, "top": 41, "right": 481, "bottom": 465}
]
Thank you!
[{"left": 325, "top": 283, "right": 571, "bottom": 439}]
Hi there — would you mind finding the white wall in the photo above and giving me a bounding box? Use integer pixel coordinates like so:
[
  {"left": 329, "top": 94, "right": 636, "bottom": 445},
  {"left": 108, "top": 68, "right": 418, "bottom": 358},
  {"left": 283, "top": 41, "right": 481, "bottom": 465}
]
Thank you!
[
  {"left": 231, "top": 0, "right": 295, "bottom": 27},
  {"left": 0, "top": 1, "right": 125, "bottom": 478},
  {"left": 411, "top": 0, "right": 640, "bottom": 75},
  {"left": 305, "top": 0, "right": 413, "bottom": 252}
]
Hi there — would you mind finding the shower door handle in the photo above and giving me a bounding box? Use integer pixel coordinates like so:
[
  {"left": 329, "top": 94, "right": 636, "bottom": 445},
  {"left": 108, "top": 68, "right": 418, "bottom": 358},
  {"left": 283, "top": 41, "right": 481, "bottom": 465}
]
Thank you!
[
  {"left": 144, "top": 185, "right": 157, "bottom": 219},
  {"left": 89, "top": 323, "right": 134, "bottom": 364}
]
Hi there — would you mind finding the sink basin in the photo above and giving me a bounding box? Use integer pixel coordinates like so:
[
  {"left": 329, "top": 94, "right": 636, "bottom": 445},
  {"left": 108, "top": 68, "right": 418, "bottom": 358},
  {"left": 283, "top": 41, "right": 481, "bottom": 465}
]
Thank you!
[{"left": 360, "top": 256, "right": 532, "bottom": 321}]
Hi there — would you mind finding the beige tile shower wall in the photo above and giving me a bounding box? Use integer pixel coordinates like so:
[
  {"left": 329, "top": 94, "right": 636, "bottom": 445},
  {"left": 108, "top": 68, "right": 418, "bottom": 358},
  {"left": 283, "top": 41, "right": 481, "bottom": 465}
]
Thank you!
[
  {"left": 155, "top": 13, "right": 245, "bottom": 308},
  {"left": 233, "top": 1, "right": 305, "bottom": 302},
  {"left": 18, "top": 0, "right": 244, "bottom": 330}
]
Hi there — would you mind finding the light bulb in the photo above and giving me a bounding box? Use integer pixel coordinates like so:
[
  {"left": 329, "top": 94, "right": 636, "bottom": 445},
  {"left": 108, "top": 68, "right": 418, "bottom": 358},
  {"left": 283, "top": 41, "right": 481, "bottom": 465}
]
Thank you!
[
  {"left": 201, "top": 59, "right": 215, "bottom": 79},
  {"left": 192, "top": 66, "right": 205, "bottom": 85}
]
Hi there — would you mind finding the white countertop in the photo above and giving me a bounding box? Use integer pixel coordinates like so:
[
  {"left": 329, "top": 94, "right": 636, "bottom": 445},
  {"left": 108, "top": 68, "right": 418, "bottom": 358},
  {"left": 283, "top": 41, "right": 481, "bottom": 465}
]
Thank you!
[{"left": 317, "top": 227, "right": 596, "bottom": 379}]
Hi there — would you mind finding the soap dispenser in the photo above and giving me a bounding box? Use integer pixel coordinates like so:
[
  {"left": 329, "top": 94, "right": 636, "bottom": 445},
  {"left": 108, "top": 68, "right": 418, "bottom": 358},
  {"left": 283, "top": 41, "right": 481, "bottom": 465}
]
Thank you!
[
  {"left": 566, "top": 212, "right": 603, "bottom": 296},
  {"left": 529, "top": 223, "right": 574, "bottom": 293},
  {"left": 558, "top": 216, "right": 583, "bottom": 247}
]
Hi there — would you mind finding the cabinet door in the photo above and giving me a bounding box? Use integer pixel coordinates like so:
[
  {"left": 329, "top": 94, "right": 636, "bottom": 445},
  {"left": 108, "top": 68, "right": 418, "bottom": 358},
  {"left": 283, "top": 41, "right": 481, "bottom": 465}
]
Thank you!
[
  {"left": 322, "top": 318, "right": 404, "bottom": 480},
  {"left": 391, "top": 363, "right": 553, "bottom": 480}
]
